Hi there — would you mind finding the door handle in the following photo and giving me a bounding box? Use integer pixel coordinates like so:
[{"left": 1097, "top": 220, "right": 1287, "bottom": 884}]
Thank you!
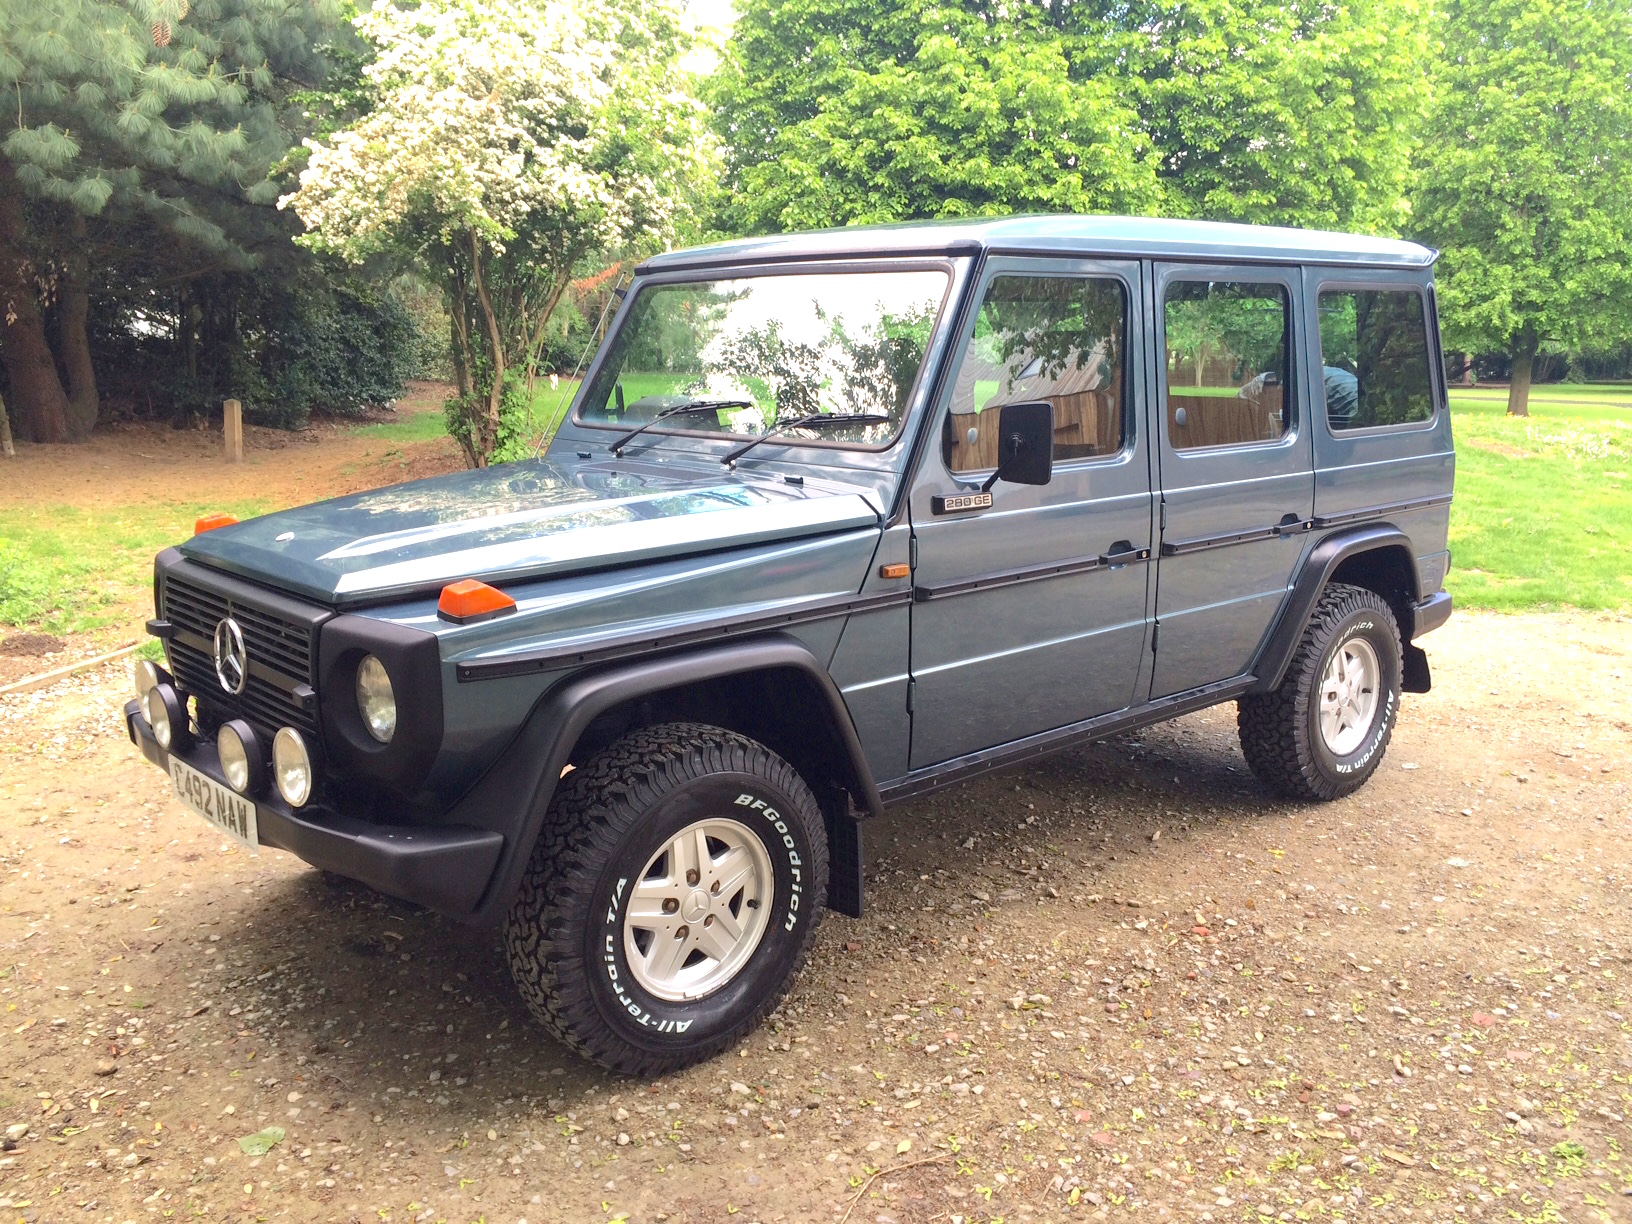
[
  {"left": 1100, "top": 540, "right": 1151, "bottom": 568},
  {"left": 1274, "top": 513, "right": 1314, "bottom": 535}
]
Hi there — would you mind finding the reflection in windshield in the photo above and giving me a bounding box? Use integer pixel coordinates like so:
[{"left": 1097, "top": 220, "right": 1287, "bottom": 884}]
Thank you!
[{"left": 580, "top": 270, "right": 948, "bottom": 447}]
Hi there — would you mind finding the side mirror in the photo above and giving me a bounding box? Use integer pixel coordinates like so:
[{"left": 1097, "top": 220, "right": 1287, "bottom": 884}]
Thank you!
[{"left": 982, "top": 400, "right": 1054, "bottom": 492}]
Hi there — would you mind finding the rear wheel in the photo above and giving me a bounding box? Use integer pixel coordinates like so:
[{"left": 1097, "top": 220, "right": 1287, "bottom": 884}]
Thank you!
[
  {"left": 505, "top": 722, "right": 827, "bottom": 1075},
  {"left": 1238, "top": 583, "right": 1403, "bottom": 800}
]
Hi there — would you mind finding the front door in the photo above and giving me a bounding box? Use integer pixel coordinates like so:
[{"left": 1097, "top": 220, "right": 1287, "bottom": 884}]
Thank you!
[
  {"left": 907, "top": 258, "right": 1155, "bottom": 767},
  {"left": 1150, "top": 264, "right": 1314, "bottom": 697}
]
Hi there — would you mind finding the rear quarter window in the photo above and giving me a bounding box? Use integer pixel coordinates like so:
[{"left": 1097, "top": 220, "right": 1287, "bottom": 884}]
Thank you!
[{"left": 1316, "top": 288, "right": 1435, "bottom": 430}]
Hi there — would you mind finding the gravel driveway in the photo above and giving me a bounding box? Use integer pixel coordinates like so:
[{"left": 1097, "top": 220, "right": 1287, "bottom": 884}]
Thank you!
[{"left": 2, "top": 610, "right": 1628, "bottom": 1224}]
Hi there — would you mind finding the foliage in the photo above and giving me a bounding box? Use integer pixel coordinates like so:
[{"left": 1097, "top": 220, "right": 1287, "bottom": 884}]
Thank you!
[
  {"left": 284, "top": 0, "right": 716, "bottom": 466},
  {"left": 710, "top": 0, "right": 1160, "bottom": 233},
  {"left": 711, "top": 0, "right": 1430, "bottom": 236},
  {"left": 0, "top": 0, "right": 348, "bottom": 441},
  {"left": 1412, "top": 0, "right": 1632, "bottom": 415}
]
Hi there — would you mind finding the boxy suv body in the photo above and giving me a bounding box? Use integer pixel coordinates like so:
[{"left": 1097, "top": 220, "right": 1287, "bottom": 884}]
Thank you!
[{"left": 126, "top": 217, "right": 1454, "bottom": 1073}]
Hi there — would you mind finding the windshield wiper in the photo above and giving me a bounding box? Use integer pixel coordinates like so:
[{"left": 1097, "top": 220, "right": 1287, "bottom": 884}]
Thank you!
[
  {"left": 720, "top": 412, "right": 893, "bottom": 466},
  {"left": 607, "top": 398, "right": 755, "bottom": 456}
]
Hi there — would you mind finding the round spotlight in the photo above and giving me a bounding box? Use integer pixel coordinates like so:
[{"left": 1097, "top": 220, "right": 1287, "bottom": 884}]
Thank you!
[
  {"left": 143, "top": 684, "right": 188, "bottom": 752},
  {"left": 355, "top": 655, "right": 397, "bottom": 744},
  {"left": 272, "top": 727, "right": 314, "bottom": 808},
  {"left": 133, "top": 657, "right": 161, "bottom": 702},
  {"left": 216, "top": 720, "right": 265, "bottom": 795}
]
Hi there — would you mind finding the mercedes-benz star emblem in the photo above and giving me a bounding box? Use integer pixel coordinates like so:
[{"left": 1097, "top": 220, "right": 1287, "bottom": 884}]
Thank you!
[{"left": 213, "top": 616, "right": 249, "bottom": 696}]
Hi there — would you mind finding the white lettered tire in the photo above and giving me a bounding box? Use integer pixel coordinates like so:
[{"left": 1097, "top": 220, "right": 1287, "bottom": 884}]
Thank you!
[
  {"left": 1237, "top": 583, "right": 1404, "bottom": 800},
  {"left": 505, "top": 722, "right": 828, "bottom": 1074}
]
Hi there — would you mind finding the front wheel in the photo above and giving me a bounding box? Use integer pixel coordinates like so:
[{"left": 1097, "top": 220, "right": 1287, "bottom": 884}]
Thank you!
[
  {"left": 505, "top": 722, "right": 828, "bottom": 1075},
  {"left": 1237, "top": 583, "right": 1403, "bottom": 800}
]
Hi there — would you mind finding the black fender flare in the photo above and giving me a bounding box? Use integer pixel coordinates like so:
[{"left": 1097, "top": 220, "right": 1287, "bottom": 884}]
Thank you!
[
  {"left": 451, "top": 633, "right": 880, "bottom": 927},
  {"left": 1249, "top": 525, "right": 1421, "bottom": 695}
]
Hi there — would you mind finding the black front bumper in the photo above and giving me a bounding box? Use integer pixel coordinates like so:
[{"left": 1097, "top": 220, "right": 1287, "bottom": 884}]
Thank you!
[{"left": 125, "top": 701, "right": 503, "bottom": 916}]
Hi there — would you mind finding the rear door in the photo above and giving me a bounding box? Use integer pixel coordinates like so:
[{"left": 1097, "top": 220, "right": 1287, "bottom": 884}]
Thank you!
[
  {"left": 907, "top": 257, "right": 1154, "bottom": 767},
  {"left": 1150, "top": 263, "right": 1314, "bottom": 697}
]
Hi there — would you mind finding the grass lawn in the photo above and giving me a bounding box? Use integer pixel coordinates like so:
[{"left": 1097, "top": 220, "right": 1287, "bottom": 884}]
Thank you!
[
  {"left": 0, "top": 498, "right": 272, "bottom": 637},
  {"left": 1446, "top": 384, "right": 1631, "bottom": 613}
]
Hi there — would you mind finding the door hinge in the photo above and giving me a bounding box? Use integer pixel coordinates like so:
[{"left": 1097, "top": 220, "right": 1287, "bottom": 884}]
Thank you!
[
  {"left": 1151, "top": 623, "right": 1160, "bottom": 653},
  {"left": 906, "top": 678, "right": 916, "bottom": 714},
  {"left": 909, "top": 534, "right": 919, "bottom": 570},
  {"left": 1159, "top": 501, "right": 1167, "bottom": 531}
]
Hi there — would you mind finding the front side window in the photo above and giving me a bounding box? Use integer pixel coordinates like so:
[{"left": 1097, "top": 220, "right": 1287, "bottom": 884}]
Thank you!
[
  {"left": 945, "top": 275, "right": 1127, "bottom": 474},
  {"left": 579, "top": 269, "right": 949, "bottom": 447},
  {"left": 1164, "top": 281, "right": 1291, "bottom": 450},
  {"left": 1317, "top": 289, "right": 1435, "bottom": 430}
]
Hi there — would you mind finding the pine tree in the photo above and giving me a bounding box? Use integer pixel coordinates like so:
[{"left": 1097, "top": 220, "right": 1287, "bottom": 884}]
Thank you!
[{"left": 0, "top": 0, "right": 342, "bottom": 441}]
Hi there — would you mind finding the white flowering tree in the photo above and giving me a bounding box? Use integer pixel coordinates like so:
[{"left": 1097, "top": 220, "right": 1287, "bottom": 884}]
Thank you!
[{"left": 283, "top": 0, "right": 713, "bottom": 466}]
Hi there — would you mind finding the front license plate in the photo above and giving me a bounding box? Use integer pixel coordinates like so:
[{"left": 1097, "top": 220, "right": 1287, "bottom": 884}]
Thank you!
[{"left": 170, "top": 758, "right": 258, "bottom": 851}]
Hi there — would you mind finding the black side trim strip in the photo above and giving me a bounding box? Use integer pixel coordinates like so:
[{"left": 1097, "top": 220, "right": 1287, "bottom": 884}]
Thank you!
[
  {"left": 1160, "top": 521, "right": 1312, "bottom": 557},
  {"left": 878, "top": 674, "right": 1254, "bottom": 806},
  {"left": 913, "top": 549, "right": 1150, "bottom": 603},
  {"left": 1311, "top": 494, "right": 1453, "bottom": 529},
  {"left": 456, "top": 589, "right": 912, "bottom": 682}
]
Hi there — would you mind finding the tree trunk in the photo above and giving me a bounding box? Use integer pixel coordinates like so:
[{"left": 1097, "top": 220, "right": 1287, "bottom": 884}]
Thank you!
[
  {"left": 59, "top": 212, "right": 99, "bottom": 437},
  {"left": 0, "top": 389, "right": 15, "bottom": 456},
  {"left": 0, "top": 163, "right": 72, "bottom": 443},
  {"left": 1507, "top": 331, "right": 1537, "bottom": 417},
  {"left": 468, "top": 230, "right": 506, "bottom": 467}
]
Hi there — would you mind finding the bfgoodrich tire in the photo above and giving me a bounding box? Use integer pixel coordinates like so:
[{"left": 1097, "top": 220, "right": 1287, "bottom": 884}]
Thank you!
[
  {"left": 1237, "top": 583, "right": 1403, "bottom": 801},
  {"left": 505, "top": 722, "right": 828, "bottom": 1075}
]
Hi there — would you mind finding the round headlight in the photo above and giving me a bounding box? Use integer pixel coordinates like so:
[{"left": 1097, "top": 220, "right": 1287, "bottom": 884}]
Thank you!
[
  {"left": 144, "top": 685, "right": 173, "bottom": 749},
  {"left": 356, "top": 654, "right": 397, "bottom": 744},
  {"left": 272, "top": 727, "right": 313, "bottom": 808},
  {"left": 134, "top": 658, "right": 161, "bottom": 702},
  {"left": 217, "top": 720, "right": 264, "bottom": 795}
]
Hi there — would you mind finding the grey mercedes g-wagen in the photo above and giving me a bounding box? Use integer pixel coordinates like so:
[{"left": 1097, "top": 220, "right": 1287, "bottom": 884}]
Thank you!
[{"left": 126, "top": 217, "right": 1454, "bottom": 1073}]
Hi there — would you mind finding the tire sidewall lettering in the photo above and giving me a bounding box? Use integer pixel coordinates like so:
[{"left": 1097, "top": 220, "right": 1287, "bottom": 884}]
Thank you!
[
  {"left": 1314, "top": 608, "right": 1401, "bottom": 780},
  {"left": 588, "top": 777, "right": 813, "bottom": 1043}
]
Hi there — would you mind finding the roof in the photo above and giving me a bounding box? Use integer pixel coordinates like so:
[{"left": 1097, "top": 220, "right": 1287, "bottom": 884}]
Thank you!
[{"left": 640, "top": 214, "right": 1436, "bottom": 273}]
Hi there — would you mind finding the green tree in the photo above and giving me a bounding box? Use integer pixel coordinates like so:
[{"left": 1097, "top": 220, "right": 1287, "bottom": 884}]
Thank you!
[
  {"left": 284, "top": 0, "right": 715, "bottom": 467},
  {"left": 712, "top": 0, "right": 1430, "bottom": 236},
  {"left": 0, "top": 0, "right": 344, "bottom": 442},
  {"left": 711, "top": 0, "right": 1161, "bottom": 233},
  {"left": 1412, "top": 0, "right": 1632, "bottom": 416}
]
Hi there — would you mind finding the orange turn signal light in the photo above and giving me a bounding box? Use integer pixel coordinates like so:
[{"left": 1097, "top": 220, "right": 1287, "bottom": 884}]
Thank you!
[
  {"left": 194, "top": 512, "right": 238, "bottom": 534},
  {"left": 438, "top": 578, "right": 517, "bottom": 624},
  {"left": 879, "top": 563, "right": 911, "bottom": 580}
]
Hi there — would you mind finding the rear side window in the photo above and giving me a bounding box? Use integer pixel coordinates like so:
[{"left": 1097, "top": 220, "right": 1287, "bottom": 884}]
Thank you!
[
  {"left": 1317, "top": 289, "right": 1435, "bottom": 430},
  {"left": 1163, "top": 281, "right": 1291, "bottom": 450}
]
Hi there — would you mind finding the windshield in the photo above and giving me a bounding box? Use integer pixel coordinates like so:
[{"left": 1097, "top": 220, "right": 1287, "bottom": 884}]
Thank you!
[{"left": 579, "top": 268, "right": 950, "bottom": 449}]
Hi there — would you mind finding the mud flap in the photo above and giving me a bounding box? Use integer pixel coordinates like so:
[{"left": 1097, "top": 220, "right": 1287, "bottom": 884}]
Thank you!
[
  {"left": 823, "top": 796, "right": 864, "bottom": 919},
  {"left": 1402, "top": 642, "right": 1431, "bottom": 693}
]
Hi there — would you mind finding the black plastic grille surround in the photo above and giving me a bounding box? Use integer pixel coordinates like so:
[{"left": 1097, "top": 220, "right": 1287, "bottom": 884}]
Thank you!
[{"left": 161, "top": 567, "right": 322, "bottom": 738}]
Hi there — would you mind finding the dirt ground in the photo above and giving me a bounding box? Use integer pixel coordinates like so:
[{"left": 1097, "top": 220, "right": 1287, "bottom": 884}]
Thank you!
[{"left": 2, "top": 606, "right": 1629, "bottom": 1224}]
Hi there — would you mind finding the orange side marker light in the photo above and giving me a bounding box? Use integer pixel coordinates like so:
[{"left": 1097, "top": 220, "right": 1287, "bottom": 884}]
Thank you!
[
  {"left": 438, "top": 578, "right": 517, "bottom": 624},
  {"left": 194, "top": 512, "right": 238, "bottom": 534},
  {"left": 879, "top": 563, "right": 911, "bottom": 580}
]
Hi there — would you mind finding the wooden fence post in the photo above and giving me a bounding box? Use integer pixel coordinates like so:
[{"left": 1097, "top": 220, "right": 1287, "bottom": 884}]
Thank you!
[{"left": 224, "top": 398, "right": 243, "bottom": 463}]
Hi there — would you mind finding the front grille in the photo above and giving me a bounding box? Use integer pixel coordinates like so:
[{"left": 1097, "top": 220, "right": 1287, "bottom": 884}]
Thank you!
[{"left": 163, "top": 573, "right": 318, "bottom": 736}]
